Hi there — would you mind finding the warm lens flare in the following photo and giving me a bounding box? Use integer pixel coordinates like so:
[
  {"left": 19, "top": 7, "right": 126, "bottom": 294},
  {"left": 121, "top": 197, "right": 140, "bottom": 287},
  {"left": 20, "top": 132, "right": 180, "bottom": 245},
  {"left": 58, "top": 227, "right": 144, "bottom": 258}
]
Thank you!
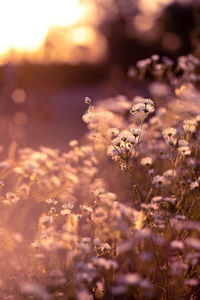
[
  {"left": 43, "top": 26, "right": 107, "bottom": 64},
  {"left": 0, "top": 0, "right": 89, "bottom": 62}
]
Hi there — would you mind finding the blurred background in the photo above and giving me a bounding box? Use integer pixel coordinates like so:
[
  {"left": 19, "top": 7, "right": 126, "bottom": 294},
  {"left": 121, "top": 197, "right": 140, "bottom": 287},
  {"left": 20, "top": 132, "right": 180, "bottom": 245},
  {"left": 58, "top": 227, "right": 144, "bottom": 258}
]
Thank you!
[{"left": 0, "top": 0, "right": 199, "bottom": 150}]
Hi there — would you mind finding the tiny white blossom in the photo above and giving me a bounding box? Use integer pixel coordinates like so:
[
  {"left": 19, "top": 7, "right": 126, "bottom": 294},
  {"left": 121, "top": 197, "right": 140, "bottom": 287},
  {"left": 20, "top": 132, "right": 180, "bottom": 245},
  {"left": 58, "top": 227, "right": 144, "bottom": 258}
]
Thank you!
[
  {"left": 178, "top": 145, "right": 191, "bottom": 156},
  {"left": 178, "top": 139, "right": 188, "bottom": 146},
  {"left": 190, "top": 181, "right": 199, "bottom": 190},
  {"left": 101, "top": 243, "right": 112, "bottom": 251},
  {"left": 170, "top": 240, "right": 184, "bottom": 250},
  {"left": 119, "top": 273, "right": 140, "bottom": 285},
  {"left": 183, "top": 119, "right": 197, "bottom": 133},
  {"left": 163, "top": 169, "right": 176, "bottom": 177},
  {"left": 69, "top": 140, "right": 78, "bottom": 147},
  {"left": 152, "top": 175, "right": 166, "bottom": 187},
  {"left": 85, "top": 97, "right": 92, "bottom": 104},
  {"left": 6, "top": 192, "right": 20, "bottom": 204},
  {"left": 141, "top": 157, "right": 153, "bottom": 166},
  {"left": 130, "top": 98, "right": 155, "bottom": 115},
  {"left": 162, "top": 128, "right": 177, "bottom": 146},
  {"left": 162, "top": 127, "right": 177, "bottom": 137}
]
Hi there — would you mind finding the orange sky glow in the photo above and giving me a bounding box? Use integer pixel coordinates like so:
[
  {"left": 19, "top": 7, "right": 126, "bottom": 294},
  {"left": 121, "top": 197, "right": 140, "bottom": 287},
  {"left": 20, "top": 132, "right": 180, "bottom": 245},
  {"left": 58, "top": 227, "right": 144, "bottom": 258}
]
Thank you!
[{"left": 0, "top": 0, "right": 107, "bottom": 64}]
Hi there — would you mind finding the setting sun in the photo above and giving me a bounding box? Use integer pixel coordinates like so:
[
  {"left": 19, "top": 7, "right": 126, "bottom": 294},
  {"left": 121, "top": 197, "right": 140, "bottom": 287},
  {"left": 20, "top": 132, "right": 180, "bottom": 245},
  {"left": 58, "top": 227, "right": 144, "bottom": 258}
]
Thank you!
[{"left": 0, "top": 0, "right": 88, "bottom": 54}]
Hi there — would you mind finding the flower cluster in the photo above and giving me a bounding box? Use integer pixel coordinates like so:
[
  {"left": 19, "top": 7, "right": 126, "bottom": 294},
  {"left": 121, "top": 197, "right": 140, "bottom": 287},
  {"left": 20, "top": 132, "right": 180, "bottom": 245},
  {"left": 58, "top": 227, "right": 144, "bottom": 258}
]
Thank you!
[
  {"left": 130, "top": 98, "right": 155, "bottom": 116},
  {"left": 0, "top": 55, "right": 200, "bottom": 300}
]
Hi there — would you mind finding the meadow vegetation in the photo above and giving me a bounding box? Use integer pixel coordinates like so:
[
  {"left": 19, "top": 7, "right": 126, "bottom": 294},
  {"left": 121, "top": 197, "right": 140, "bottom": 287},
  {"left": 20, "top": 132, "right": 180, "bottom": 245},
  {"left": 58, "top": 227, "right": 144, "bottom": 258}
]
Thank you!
[{"left": 0, "top": 54, "right": 200, "bottom": 299}]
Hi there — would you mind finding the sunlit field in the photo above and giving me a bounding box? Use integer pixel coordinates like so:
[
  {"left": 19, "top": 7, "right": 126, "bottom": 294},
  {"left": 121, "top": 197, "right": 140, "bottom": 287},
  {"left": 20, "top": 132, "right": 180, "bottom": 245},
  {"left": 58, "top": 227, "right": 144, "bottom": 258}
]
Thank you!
[{"left": 0, "top": 1, "right": 200, "bottom": 300}]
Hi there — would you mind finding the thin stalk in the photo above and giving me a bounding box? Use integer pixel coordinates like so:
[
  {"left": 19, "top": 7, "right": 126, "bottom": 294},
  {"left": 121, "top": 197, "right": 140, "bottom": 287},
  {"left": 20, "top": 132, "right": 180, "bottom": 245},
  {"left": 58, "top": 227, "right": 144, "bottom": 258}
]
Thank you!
[{"left": 127, "top": 162, "right": 144, "bottom": 204}]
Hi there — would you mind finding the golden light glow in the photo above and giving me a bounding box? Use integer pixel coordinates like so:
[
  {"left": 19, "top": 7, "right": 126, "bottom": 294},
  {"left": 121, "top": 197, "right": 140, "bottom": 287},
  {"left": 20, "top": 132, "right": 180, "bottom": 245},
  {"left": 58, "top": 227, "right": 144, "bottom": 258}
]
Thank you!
[
  {"left": 43, "top": 26, "right": 107, "bottom": 64},
  {"left": 0, "top": 0, "right": 90, "bottom": 62},
  {"left": 138, "top": 0, "right": 174, "bottom": 15}
]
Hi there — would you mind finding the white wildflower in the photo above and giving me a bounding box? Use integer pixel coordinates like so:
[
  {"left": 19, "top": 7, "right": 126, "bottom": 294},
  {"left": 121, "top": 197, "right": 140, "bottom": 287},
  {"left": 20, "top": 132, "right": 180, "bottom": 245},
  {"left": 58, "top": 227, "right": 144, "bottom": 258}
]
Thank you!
[
  {"left": 162, "top": 128, "right": 177, "bottom": 146},
  {"left": 141, "top": 157, "right": 153, "bottom": 166},
  {"left": 130, "top": 98, "right": 155, "bottom": 115},
  {"left": 60, "top": 208, "right": 71, "bottom": 216},
  {"left": 162, "top": 127, "right": 177, "bottom": 137},
  {"left": 45, "top": 198, "right": 58, "bottom": 205},
  {"left": 69, "top": 140, "right": 78, "bottom": 147},
  {"left": 101, "top": 243, "right": 112, "bottom": 252},
  {"left": 121, "top": 162, "right": 127, "bottom": 170},
  {"left": 80, "top": 205, "right": 93, "bottom": 213},
  {"left": 190, "top": 181, "right": 199, "bottom": 190},
  {"left": 152, "top": 175, "right": 166, "bottom": 187},
  {"left": 178, "top": 145, "right": 191, "bottom": 156},
  {"left": 148, "top": 169, "right": 154, "bottom": 176},
  {"left": 119, "top": 273, "right": 140, "bottom": 285},
  {"left": 6, "top": 192, "right": 20, "bottom": 204},
  {"left": 151, "top": 196, "right": 163, "bottom": 203},
  {"left": 178, "top": 139, "right": 188, "bottom": 146},
  {"left": 93, "top": 238, "right": 101, "bottom": 247},
  {"left": 136, "top": 58, "right": 151, "bottom": 69},
  {"left": 183, "top": 119, "right": 197, "bottom": 133},
  {"left": 85, "top": 97, "right": 92, "bottom": 104},
  {"left": 163, "top": 169, "right": 176, "bottom": 177},
  {"left": 170, "top": 240, "right": 184, "bottom": 250}
]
